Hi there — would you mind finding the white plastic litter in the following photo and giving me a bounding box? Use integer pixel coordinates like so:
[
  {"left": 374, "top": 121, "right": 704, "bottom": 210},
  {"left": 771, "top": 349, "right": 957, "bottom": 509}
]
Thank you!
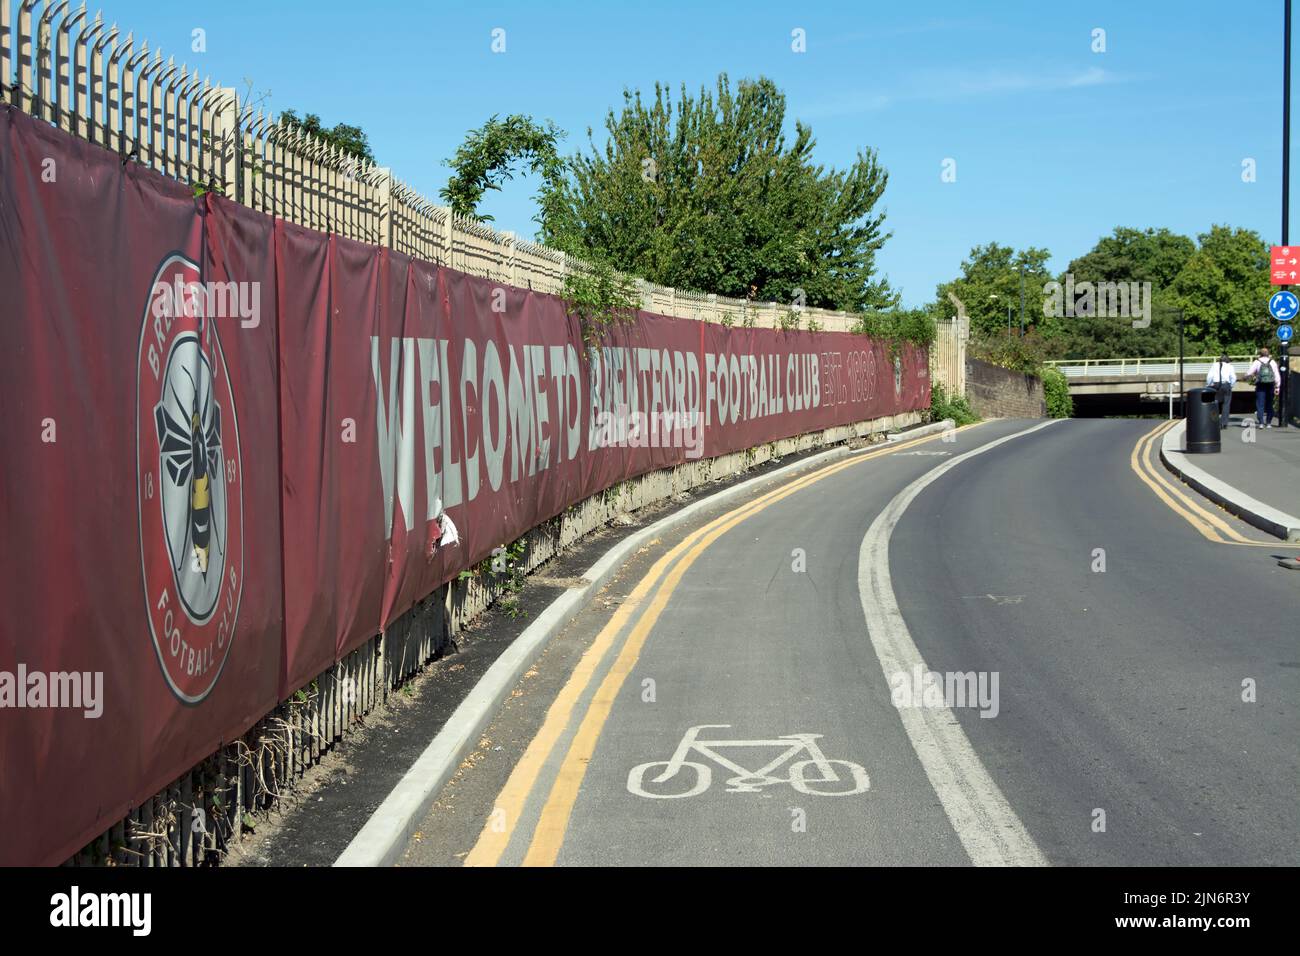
[{"left": 437, "top": 512, "right": 460, "bottom": 548}]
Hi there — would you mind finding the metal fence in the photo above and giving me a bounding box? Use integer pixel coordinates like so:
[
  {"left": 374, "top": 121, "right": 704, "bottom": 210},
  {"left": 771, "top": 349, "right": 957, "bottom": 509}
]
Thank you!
[
  {"left": 1, "top": 0, "right": 970, "bottom": 390},
  {"left": 1045, "top": 356, "right": 1256, "bottom": 378},
  {"left": 0, "top": 0, "right": 903, "bottom": 334},
  {"left": 932, "top": 314, "right": 968, "bottom": 396}
]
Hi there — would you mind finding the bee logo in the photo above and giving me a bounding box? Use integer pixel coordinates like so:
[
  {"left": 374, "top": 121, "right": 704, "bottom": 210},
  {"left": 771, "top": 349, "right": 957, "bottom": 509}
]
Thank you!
[{"left": 136, "top": 254, "right": 244, "bottom": 704}]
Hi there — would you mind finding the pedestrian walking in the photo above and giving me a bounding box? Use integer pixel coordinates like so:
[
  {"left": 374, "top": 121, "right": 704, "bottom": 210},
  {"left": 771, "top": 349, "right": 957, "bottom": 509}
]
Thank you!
[
  {"left": 1205, "top": 354, "right": 1236, "bottom": 429},
  {"left": 1247, "top": 347, "right": 1281, "bottom": 428}
]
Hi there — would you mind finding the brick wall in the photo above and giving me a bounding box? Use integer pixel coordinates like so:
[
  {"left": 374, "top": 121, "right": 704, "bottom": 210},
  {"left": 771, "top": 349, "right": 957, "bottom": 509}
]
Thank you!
[{"left": 965, "top": 358, "right": 1046, "bottom": 419}]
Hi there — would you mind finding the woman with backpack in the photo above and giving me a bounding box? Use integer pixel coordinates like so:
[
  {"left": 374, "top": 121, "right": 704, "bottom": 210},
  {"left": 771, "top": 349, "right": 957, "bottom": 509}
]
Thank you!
[{"left": 1248, "top": 347, "right": 1282, "bottom": 427}]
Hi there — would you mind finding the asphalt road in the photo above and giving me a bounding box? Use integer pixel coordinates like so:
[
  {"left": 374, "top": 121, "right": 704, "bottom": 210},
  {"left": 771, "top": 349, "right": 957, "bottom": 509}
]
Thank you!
[{"left": 397, "top": 418, "right": 1299, "bottom": 866}]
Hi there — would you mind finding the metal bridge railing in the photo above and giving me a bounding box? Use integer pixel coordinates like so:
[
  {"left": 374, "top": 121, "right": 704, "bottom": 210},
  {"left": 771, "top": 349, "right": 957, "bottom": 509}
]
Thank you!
[{"left": 1043, "top": 356, "right": 1256, "bottom": 378}]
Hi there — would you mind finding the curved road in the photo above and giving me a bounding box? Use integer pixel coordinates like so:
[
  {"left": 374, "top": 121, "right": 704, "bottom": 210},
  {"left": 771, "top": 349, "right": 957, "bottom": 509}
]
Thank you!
[{"left": 395, "top": 418, "right": 1299, "bottom": 866}]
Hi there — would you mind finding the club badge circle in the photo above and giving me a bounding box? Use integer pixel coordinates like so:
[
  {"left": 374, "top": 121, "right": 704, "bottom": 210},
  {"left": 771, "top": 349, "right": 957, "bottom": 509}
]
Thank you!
[{"left": 136, "top": 254, "right": 244, "bottom": 704}]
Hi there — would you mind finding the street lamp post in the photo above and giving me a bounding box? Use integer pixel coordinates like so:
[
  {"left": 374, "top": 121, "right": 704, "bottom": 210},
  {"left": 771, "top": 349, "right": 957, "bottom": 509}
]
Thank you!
[
  {"left": 1176, "top": 308, "right": 1185, "bottom": 416},
  {"left": 1282, "top": 0, "right": 1293, "bottom": 427}
]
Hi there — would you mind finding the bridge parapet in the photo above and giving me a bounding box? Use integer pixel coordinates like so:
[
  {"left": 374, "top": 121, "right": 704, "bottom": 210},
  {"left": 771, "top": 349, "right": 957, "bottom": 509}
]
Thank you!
[{"left": 1045, "top": 356, "right": 1255, "bottom": 380}]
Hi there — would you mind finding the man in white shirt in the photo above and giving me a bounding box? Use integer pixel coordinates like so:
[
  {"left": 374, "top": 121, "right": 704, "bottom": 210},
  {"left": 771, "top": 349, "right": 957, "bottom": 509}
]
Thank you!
[
  {"left": 1247, "top": 347, "right": 1282, "bottom": 427},
  {"left": 1205, "top": 355, "right": 1236, "bottom": 428}
]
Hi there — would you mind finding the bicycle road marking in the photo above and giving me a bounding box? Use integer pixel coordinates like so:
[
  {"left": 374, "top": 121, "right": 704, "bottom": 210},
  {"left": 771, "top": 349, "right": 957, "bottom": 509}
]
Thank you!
[
  {"left": 464, "top": 422, "right": 990, "bottom": 867},
  {"left": 626, "top": 724, "right": 871, "bottom": 798},
  {"left": 858, "top": 420, "right": 1054, "bottom": 867},
  {"left": 462, "top": 444, "right": 877, "bottom": 865}
]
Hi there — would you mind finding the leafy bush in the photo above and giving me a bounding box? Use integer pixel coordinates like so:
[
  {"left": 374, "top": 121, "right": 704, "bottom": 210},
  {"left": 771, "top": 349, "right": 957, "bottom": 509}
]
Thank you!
[
  {"left": 440, "top": 114, "right": 565, "bottom": 221},
  {"left": 929, "top": 382, "right": 979, "bottom": 427},
  {"left": 559, "top": 254, "right": 639, "bottom": 346},
  {"left": 969, "top": 332, "right": 1047, "bottom": 374},
  {"left": 1041, "top": 366, "right": 1073, "bottom": 418},
  {"left": 851, "top": 308, "right": 937, "bottom": 349}
]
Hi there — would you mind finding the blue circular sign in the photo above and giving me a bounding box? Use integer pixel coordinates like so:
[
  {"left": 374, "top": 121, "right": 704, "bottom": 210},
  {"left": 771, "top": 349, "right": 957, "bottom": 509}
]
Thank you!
[
  {"left": 1279, "top": 323, "right": 1294, "bottom": 343},
  {"left": 1269, "top": 290, "right": 1299, "bottom": 321}
]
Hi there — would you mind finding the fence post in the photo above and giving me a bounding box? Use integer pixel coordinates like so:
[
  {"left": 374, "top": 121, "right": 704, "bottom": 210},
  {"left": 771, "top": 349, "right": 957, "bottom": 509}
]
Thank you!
[
  {"left": 36, "top": 1, "right": 56, "bottom": 124},
  {"left": 208, "top": 85, "right": 238, "bottom": 198},
  {"left": 239, "top": 114, "right": 258, "bottom": 211},
  {"left": 503, "top": 230, "right": 516, "bottom": 287},
  {"left": 17, "top": 0, "right": 35, "bottom": 114},
  {"left": 440, "top": 205, "right": 453, "bottom": 268},
  {"left": 90, "top": 24, "right": 119, "bottom": 147},
  {"left": 956, "top": 311, "right": 969, "bottom": 397},
  {"left": 373, "top": 167, "right": 393, "bottom": 249},
  {"left": 1, "top": 0, "right": 11, "bottom": 105}
]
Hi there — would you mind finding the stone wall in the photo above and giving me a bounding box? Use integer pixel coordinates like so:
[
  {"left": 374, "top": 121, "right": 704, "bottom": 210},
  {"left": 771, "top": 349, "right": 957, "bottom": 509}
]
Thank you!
[{"left": 965, "top": 358, "right": 1045, "bottom": 419}]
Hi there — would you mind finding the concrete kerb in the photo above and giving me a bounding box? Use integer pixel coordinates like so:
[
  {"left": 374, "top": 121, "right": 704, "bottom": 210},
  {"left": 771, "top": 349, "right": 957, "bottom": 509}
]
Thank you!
[
  {"left": 333, "top": 417, "right": 956, "bottom": 866},
  {"left": 1159, "top": 420, "right": 1300, "bottom": 543}
]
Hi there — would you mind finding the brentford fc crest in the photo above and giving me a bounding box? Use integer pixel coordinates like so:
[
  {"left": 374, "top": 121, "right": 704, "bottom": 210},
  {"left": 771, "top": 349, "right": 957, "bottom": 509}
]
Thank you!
[{"left": 136, "top": 254, "right": 244, "bottom": 704}]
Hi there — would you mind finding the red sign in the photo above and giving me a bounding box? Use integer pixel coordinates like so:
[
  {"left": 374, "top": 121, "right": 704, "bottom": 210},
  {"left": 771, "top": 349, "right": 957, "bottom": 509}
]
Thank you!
[{"left": 1271, "top": 245, "right": 1299, "bottom": 285}]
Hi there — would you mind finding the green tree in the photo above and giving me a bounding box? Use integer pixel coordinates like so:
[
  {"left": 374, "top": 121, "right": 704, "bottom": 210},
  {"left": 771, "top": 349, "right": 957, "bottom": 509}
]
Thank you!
[
  {"left": 935, "top": 225, "right": 1272, "bottom": 361},
  {"left": 934, "top": 242, "right": 1054, "bottom": 340},
  {"left": 1166, "top": 225, "right": 1271, "bottom": 353},
  {"left": 440, "top": 114, "right": 566, "bottom": 224},
  {"left": 539, "top": 74, "right": 896, "bottom": 312},
  {"left": 1065, "top": 226, "right": 1196, "bottom": 292},
  {"left": 278, "top": 110, "right": 374, "bottom": 164},
  {"left": 1044, "top": 226, "right": 1195, "bottom": 358}
]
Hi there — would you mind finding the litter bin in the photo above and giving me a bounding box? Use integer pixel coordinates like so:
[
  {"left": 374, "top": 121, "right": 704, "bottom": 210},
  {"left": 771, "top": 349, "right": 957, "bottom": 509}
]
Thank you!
[{"left": 1185, "top": 387, "right": 1221, "bottom": 453}]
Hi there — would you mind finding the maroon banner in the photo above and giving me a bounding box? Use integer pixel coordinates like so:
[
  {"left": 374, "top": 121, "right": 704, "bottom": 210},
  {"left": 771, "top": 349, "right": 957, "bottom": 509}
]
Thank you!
[
  {"left": 0, "top": 103, "right": 928, "bottom": 865},
  {"left": 249, "top": 191, "right": 930, "bottom": 668},
  {"left": 0, "top": 106, "right": 283, "bottom": 866}
]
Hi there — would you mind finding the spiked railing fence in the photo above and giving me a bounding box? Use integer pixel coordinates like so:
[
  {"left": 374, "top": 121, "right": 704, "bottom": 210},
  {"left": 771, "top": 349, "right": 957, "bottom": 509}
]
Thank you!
[
  {"left": 0, "top": 0, "right": 909, "bottom": 330},
  {"left": 0, "top": 0, "right": 975, "bottom": 361},
  {"left": 2, "top": 0, "right": 947, "bottom": 866}
]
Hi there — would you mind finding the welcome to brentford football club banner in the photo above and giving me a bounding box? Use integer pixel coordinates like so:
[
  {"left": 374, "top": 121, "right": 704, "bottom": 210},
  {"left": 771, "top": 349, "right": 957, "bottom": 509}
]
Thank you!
[{"left": 0, "top": 103, "right": 929, "bottom": 865}]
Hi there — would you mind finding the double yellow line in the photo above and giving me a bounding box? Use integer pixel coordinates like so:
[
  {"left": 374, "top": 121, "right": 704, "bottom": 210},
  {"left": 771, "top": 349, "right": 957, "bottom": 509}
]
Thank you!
[
  {"left": 1129, "top": 420, "right": 1275, "bottom": 546},
  {"left": 465, "top": 423, "right": 981, "bottom": 867}
]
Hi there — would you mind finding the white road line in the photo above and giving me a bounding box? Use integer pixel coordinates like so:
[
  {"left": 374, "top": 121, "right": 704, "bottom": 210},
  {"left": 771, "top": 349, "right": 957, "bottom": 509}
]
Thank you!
[{"left": 857, "top": 420, "right": 1058, "bottom": 866}]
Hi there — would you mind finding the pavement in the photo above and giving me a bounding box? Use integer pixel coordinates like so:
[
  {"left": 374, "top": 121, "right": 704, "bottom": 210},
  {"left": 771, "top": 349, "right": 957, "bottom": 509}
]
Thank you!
[
  {"left": 372, "top": 418, "right": 1299, "bottom": 867},
  {"left": 1162, "top": 416, "right": 1300, "bottom": 542},
  {"left": 1199, "top": 418, "right": 1300, "bottom": 515}
]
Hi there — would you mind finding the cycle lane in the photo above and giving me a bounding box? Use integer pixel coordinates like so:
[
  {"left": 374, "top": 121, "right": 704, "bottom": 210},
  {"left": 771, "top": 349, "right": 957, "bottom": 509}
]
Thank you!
[{"left": 484, "top": 418, "right": 1043, "bottom": 866}]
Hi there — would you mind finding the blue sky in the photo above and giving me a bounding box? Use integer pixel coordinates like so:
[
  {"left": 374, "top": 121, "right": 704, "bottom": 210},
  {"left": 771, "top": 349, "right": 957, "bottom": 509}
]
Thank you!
[{"left": 91, "top": 0, "right": 1292, "bottom": 307}]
